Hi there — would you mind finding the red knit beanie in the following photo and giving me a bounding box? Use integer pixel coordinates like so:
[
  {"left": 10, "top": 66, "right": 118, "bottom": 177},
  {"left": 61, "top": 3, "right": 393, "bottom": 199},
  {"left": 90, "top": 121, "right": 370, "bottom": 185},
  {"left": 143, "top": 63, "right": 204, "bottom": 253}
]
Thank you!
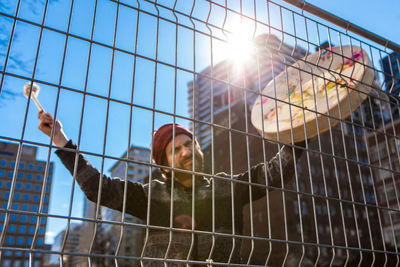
[{"left": 153, "top": 123, "right": 195, "bottom": 166}]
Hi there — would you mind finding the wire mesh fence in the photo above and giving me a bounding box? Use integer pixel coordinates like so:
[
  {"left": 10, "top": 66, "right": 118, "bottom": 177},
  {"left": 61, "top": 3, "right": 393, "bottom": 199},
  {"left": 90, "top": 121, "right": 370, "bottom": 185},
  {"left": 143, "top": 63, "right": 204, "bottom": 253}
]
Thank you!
[{"left": 0, "top": 0, "right": 400, "bottom": 266}]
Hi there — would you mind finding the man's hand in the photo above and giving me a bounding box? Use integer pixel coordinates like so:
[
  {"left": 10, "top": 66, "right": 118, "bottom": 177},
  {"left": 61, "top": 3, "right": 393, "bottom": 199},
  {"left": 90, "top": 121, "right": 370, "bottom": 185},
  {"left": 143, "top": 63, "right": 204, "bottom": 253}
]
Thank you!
[{"left": 38, "top": 111, "right": 68, "bottom": 147}]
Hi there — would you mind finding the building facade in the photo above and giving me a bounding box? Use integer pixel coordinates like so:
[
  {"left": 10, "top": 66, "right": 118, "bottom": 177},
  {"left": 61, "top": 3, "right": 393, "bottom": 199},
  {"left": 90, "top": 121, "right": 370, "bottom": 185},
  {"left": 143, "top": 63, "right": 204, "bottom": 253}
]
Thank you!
[
  {"left": 367, "top": 118, "right": 400, "bottom": 248},
  {"left": 49, "top": 223, "right": 82, "bottom": 267},
  {"left": 0, "top": 141, "right": 53, "bottom": 267},
  {"left": 187, "top": 36, "right": 386, "bottom": 265},
  {"left": 380, "top": 52, "right": 400, "bottom": 121}
]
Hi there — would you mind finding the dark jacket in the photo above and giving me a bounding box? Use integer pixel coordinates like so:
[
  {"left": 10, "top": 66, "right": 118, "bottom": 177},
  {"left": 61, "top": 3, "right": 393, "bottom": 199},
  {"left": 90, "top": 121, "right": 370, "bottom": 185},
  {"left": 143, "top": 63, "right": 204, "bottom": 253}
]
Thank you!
[{"left": 56, "top": 140, "right": 303, "bottom": 266}]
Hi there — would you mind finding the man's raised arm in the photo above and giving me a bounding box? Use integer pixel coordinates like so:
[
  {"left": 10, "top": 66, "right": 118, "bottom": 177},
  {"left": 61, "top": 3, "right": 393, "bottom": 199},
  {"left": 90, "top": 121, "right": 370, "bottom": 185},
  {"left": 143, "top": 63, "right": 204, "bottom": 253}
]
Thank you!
[{"left": 37, "top": 111, "right": 147, "bottom": 219}]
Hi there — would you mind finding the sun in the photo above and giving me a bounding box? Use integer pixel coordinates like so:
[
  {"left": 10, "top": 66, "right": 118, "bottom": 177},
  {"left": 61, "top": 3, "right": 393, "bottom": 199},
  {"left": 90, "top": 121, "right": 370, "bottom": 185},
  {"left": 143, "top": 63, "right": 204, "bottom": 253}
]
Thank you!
[{"left": 226, "top": 22, "right": 255, "bottom": 69}]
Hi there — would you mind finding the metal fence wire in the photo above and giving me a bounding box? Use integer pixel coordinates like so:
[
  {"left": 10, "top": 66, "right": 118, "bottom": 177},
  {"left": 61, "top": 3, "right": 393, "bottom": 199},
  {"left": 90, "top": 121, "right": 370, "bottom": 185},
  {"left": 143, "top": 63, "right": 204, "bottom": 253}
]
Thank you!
[{"left": 0, "top": 0, "right": 400, "bottom": 266}]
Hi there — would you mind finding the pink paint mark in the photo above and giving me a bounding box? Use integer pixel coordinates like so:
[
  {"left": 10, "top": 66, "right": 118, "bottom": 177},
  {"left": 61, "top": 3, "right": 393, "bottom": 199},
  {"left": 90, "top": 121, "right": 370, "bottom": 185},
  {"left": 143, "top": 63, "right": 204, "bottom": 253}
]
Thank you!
[
  {"left": 262, "top": 98, "right": 268, "bottom": 104},
  {"left": 344, "top": 51, "right": 363, "bottom": 65}
]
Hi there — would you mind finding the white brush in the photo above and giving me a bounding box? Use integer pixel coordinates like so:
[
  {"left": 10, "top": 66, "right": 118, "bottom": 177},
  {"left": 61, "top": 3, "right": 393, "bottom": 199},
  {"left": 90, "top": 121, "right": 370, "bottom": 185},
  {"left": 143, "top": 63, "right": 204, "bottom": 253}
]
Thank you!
[{"left": 23, "top": 82, "right": 44, "bottom": 112}]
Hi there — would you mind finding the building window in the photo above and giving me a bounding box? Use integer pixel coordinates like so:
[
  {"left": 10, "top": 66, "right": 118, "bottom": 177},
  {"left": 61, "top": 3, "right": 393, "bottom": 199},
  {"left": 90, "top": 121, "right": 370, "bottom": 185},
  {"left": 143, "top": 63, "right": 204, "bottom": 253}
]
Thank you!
[
  {"left": 17, "top": 237, "right": 24, "bottom": 245},
  {"left": 0, "top": 170, "right": 4, "bottom": 177},
  {"left": 20, "top": 215, "right": 27, "bottom": 222},
  {"left": 19, "top": 225, "right": 26, "bottom": 234},
  {"left": 0, "top": 160, "right": 6, "bottom": 167},
  {"left": 9, "top": 225, "right": 16, "bottom": 233},
  {"left": 18, "top": 172, "right": 23, "bottom": 179},
  {"left": 27, "top": 174, "right": 33, "bottom": 180},
  {"left": 22, "top": 204, "right": 28, "bottom": 211},
  {"left": 8, "top": 171, "right": 13, "bottom": 178},
  {"left": 24, "top": 194, "right": 30, "bottom": 201},
  {"left": 14, "top": 193, "right": 20, "bottom": 200},
  {"left": 36, "top": 175, "right": 42, "bottom": 181},
  {"left": 16, "top": 182, "right": 22, "bottom": 189},
  {"left": 26, "top": 184, "right": 32, "bottom": 190},
  {"left": 6, "top": 181, "right": 11, "bottom": 188},
  {"left": 28, "top": 164, "right": 34, "bottom": 170},
  {"left": 33, "top": 195, "right": 39, "bottom": 202},
  {"left": 20, "top": 162, "right": 25, "bottom": 169},
  {"left": 29, "top": 226, "right": 35, "bottom": 234},
  {"left": 37, "top": 165, "right": 43, "bottom": 171},
  {"left": 10, "top": 161, "right": 15, "bottom": 168},
  {"left": 32, "top": 205, "right": 38, "bottom": 212},
  {"left": 34, "top": 185, "right": 40, "bottom": 191},
  {"left": 7, "top": 236, "right": 14, "bottom": 245}
]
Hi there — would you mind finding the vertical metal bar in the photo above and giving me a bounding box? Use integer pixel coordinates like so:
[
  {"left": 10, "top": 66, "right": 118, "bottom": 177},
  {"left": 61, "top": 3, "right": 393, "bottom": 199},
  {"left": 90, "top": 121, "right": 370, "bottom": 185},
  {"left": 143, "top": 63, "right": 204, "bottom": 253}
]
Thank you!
[
  {"left": 222, "top": 3, "right": 238, "bottom": 263},
  {"left": 301, "top": 20, "right": 321, "bottom": 266},
  {"left": 366, "top": 78, "right": 392, "bottom": 266},
  {"left": 35, "top": 0, "right": 76, "bottom": 266},
  {"left": 377, "top": 48, "right": 400, "bottom": 263},
  {"left": 86, "top": 0, "right": 119, "bottom": 264},
  {"left": 139, "top": 0, "right": 156, "bottom": 263},
  {"left": 204, "top": 0, "right": 216, "bottom": 263},
  {"left": 264, "top": 2, "right": 274, "bottom": 264},
  {"left": 0, "top": 3, "right": 22, "bottom": 260},
  {"left": 252, "top": 5, "right": 276, "bottom": 266},
  {"left": 163, "top": 1, "right": 180, "bottom": 264},
  {"left": 0, "top": 0, "right": 49, "bottom": 265},
  {"left": 367, "top": 44, "right": 390, "bottom": 267},
  {"left": 103, "top": 1, "right": 127, "bottom": 265},
  {"left": 355, "top": 41, "right": 379, "bottom": 267},
  {"left": 243, "top": 1, "right": 256, "bottom": 264},
  {"left": 272, "top": 7, "right": 291, "bottom": 266},
  {"left": 25, "top": 0, "right": 51, "bottom": 264},
  {"left": 339, "top": 35, "right": 363, "bottom": 266},
  {"left": 186, "top": 1, "right": 197, "bottom": 264},
  {"left": 322, "top": 27, "right": 349, "bottom": 266},
  {"left": 314, "top": 23, "right": 336, "bottom": 267},
  {"left": 64, "top": 0, "right": 99, "bottom": 266}
]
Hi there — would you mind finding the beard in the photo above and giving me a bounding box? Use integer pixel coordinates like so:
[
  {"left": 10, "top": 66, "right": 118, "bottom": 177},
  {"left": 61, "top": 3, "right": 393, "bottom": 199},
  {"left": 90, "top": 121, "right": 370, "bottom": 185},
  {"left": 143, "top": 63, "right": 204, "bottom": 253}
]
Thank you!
[{"left": 177, "top": 152, "right": 204, "bottom": 174}]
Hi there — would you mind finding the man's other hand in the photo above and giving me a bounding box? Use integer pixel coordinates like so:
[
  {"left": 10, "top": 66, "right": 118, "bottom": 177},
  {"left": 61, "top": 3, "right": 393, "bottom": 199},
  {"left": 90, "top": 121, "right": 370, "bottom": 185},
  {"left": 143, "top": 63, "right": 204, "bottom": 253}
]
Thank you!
[{"left": 38, "top": 111, "right": 68, "bottom": 147}]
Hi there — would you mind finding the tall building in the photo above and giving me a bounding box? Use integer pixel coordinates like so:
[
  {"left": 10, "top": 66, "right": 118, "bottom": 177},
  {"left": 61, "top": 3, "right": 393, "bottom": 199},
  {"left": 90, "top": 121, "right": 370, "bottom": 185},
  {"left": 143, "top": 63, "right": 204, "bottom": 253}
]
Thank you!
[
  {"left": 380, "top": 52, "right": 400, "bottom": 120},
  {"left": 367, "top": 118, "right": 400, "bottom": 247},
  {"left": 49, "top": 223, "right": 82, "bottom": 267},
  {"left": 380, "top": 52, "right": 400, "bottom": 95},
  {"left": 0, "top": 141, "right": 53, "bottom": 267},
  {"left": 187, "top": 36, "right": 385, "bottom": 265},
  {"left": 77, "top": 146, "right": 151, "bottom": 267}
]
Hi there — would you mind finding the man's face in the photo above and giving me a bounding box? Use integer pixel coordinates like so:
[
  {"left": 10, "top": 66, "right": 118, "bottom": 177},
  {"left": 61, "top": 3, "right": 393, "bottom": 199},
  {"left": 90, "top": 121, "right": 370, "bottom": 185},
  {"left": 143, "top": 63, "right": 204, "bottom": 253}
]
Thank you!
[{"left": 164, "top": 134, "right": 204, "bottom": 177}]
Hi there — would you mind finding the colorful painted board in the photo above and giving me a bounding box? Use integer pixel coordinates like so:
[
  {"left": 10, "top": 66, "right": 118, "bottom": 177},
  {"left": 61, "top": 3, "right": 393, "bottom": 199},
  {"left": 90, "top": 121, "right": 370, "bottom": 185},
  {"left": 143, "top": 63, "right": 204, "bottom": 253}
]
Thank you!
[{"left": 251, "top": 46, "right": 375, "bottom": 143}]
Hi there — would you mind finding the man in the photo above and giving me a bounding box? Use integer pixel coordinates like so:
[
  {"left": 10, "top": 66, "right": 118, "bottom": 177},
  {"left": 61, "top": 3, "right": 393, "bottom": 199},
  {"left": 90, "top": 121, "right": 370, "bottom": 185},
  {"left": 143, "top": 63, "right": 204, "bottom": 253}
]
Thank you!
[{"left": 38, "top": 111, "right": 304, "bottom": 266}]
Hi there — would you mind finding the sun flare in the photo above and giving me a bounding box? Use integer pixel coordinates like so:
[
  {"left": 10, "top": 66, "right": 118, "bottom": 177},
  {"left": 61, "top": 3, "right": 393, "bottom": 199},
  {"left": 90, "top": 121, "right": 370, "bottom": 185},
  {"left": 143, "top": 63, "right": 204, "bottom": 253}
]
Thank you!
[{"left": 226, "top": 22, "right": 255, "bottom": 68}]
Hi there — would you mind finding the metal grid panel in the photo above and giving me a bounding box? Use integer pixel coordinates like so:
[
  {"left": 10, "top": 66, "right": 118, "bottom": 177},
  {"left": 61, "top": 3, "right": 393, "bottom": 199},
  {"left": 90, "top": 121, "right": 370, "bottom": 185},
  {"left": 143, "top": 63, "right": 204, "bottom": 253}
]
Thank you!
[{"left": 0, "top": 0, "right": 399, "bottom": 266}]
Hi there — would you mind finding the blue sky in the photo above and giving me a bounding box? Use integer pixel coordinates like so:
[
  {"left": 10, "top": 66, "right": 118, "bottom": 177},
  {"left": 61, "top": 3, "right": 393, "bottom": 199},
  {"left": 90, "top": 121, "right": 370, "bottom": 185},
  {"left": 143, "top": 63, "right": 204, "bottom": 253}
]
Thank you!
[{"left": 0, "top": 0, "right": 399, "bottom": 245}]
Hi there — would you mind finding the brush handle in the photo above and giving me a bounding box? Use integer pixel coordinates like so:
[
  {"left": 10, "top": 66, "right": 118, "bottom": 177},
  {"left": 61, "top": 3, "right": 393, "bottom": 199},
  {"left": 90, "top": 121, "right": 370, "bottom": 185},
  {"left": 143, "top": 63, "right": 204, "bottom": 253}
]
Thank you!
[{"left": 31, "top": 95, "right": 44, "bottom": 112}]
